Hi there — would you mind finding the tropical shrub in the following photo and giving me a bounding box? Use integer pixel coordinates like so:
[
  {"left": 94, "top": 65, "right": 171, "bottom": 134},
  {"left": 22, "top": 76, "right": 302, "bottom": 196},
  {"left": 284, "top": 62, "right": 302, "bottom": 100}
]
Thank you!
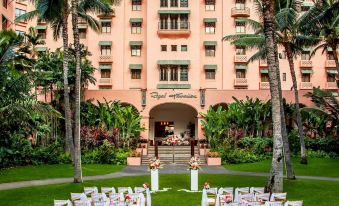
[
  {"left": 219, "top": 148, "right": 265, "bottom": 164},
  {"left": 307, "top": 150, "right": 338, "bottom": 159},
  {"left": 238, "top": 137, "right": 273, "bottom": 155},
  {"left": 80, "top": 126, "right": 112, "bottom": 151},
  {"left": 207, "top": 151, "right": 220, "bottom": 158}
]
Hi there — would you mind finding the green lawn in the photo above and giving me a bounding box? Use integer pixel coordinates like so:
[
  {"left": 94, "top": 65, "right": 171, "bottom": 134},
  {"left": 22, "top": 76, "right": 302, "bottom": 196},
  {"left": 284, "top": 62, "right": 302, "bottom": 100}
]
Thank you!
[
  {"left": 0, "top": 164, "right": 125, "bottom": 183},
  {"left": 224, "top": 158, "right": 339, "bottom": 178},
  {"left": 0, "top": 174, "right": 338, "bottom": 206}
]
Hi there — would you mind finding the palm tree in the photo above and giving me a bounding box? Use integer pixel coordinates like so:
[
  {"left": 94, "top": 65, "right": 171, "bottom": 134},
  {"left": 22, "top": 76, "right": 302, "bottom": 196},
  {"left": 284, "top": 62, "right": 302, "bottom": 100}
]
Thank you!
[
  {"left": 260, "top": 0, "right": 285, "bottom": 193},
  {"left": 300, "top": 0, "right": 339, "bottom": 87}
]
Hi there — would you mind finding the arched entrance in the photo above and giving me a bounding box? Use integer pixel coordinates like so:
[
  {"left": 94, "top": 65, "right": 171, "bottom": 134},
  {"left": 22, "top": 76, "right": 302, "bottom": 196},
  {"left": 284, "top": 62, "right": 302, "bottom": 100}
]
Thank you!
[{"left": 149, "top": 103, "right": 198, "bottom": 142}]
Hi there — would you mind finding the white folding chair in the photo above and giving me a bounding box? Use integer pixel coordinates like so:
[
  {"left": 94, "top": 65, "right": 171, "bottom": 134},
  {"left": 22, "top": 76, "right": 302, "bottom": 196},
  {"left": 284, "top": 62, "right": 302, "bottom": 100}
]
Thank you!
[
  {"left": 134, "top": 187, "right": 151, "bottom": 206},
  {"left": 265, "top": 202, "right": 284, "bottom": 206},
  {"left": 101, "top": 187, "right": 116, "bottom": 195},
  {"left": 238, "top": 193, "right": 255, "bottom": 203},
  {"left": 73, "top": 200, "right": 91, "bottom": 206},
  {"left": 217, "top": 187, "right": 234, "bottom": 205},
  {"left": 70, "top": 193, "right": 91, "bottom": 206},
  {"left": 284, "top": 201, "right": 303, "bottom": 206},
  {"left": 255, "top": 193, "right": 270, "bottom": 202},
  {"left": 109, "top": 193, "right": 121, "bottom": 205},
  {"left": 234, "top": 187, "right": 249, "bottom": 202},
  {"left": 250, "top": 187, "right": 265, "bottom": 195},
  {"left": 54, "top": 200, "right": 72, "bottom": 206},
  {"left": 247, "top": 202, "right": 261, "bottom": 206},
  {"left": 118, "top": 187, "right": 133, "bottom": 195},
  {"left": 84, "top": 187, "right": 98, "bottom": 196},
  {"left": 270, "top": 193, "right": 287, "bottom": 202},
  {"left": 93, "top": 200, "right": 109, "bottom": 206},
  {"left": 206, "top": 188, "right": 218, "bottom": 206}
]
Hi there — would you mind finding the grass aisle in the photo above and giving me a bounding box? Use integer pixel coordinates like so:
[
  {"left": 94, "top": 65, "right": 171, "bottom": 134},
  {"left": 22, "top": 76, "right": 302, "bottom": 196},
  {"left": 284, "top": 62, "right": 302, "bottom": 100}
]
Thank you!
[
  {"left": 224, "top": 158, "right": 339, "bottom": 178},
  {"left": 0, "top": 164, "right": 125, "bottom": 183},
  {"left": 0, "top": 174, "right": 338, "bottom": 206}
]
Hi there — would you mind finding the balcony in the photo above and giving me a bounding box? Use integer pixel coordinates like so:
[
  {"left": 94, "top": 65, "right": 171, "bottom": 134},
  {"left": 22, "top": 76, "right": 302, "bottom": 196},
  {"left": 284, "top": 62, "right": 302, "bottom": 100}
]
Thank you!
[
  {"left": 326, "top": 82, "right": 337, "bottom": 90},
  {"left": 158, "top": 22, "right": 190, "bottom": 36},
  {"left": 99, "top": 55, "right": 113, "bottom": 62},
  {"left": 234, "top": 55, "right": 248, "bottom": 63},
  {"left": 259, "top": 59, "right": 268, "bottom": 67},
  {"left": 98, "top": 78, "right": 112, "bottom": 85},
  {"left": 259, "top": 82, "right": 270, "bottom": 90},
  {"left": 231, "top": 7, "right": 250, "bottom": 17},
  {"left": 300, "top": 60, "right": 313, "bottom": 67},
  {"left": 300, "top": 82, "right": 313, "bottom": 90},
  {"left": 234, "top": 78, "right": 248, "bottom": 87},
  {"left": 325, "top": 60, "right": 336, "bottom": 68}
]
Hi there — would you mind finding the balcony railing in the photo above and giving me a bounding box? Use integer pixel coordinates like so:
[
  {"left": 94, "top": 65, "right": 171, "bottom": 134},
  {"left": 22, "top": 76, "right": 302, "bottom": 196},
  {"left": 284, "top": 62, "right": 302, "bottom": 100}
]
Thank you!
[
  {"left": 231, "top": 7, "right": 250, "bottom": 17},
  {"left": 300, "top": 60, "right": 313, "bottom": 67},
  {"left": 300, "top": 82, "right": 313, "bottom": 90},
  {"left": 234, "top": 78, "right": 248, "bottom": 87},
  {"left": 260, "top": 82, "right": 270, "bottom": 90},
  {"left": 234, "top": 55, "right": 248, "bottom": 63},
  {"left": 158, "top": 22, "right": 190, "bottom": 35},
  {"left": 259, "top": 59, "right": 268, "bottom": 67},
  {"left": 325, "top": 60, "right": 336, "bottom": 68},
  {"left": 99, "top": 78, "right": 112, "bottom": 84},
  {"left": 326, "top": 82, "right": 337, "bottom": 89},
  {"left": 99, "top": 55, "right": 113, "bottom": 62}
]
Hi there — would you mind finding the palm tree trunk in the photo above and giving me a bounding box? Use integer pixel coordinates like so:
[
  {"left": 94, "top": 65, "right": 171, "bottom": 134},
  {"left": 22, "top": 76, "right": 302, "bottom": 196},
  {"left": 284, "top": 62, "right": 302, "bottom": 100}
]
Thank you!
[
  {"left": 262, "top": 0, "right": 284, "bottom": 193},
  {"left": 71, "top": 0, "right": 82, "bottom": 183},
  {"left": 285, "top": 44, "right": 307, "bottom": 164},
  {"left": 331, "top": 44, "right": 339, "bottom": 88},
  {"left": 62, "top": 12, "right": 74, "bottom": 162}
]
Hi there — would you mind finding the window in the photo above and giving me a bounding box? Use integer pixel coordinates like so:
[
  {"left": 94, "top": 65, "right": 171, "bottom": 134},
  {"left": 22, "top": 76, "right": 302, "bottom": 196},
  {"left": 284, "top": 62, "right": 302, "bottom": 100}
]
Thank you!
[
  {"left": 180, "top": 65, "right": 188, "bottom": 81},
  {"left": 16, "top": 30, "right": 25, "bottom": 36},
  {"left": 327, "top": 73, "right": 336, "bottom": 82},
  {"left": 205, "top": 22, "right": 215, "bottom": 34},
  {"left": 170, "top": 66, "right": 178, "bottom": 81},
  {"left": 15, "top": 8, "right": 26, "bottom": 18},
  {"left": 261, "top": 74, "right": 269, "bottom": 82},
  {"left": 2, "top": 15, "right": 8, "bottom": 30},
  {"left": 205, "top": 0, "right": 215, "bottom": 11},
  {"left": 131, "top": 70, "right": 141, "bottom": 79},
  {"left": 37, "top": 29, "right": 47, "bottom": 39},
  {"left": 205, "top": 70, "right": 215, "bottom": 80},
  {"left": 171, "top": 45, "right": 177, "bottom": 51},
  {"left": 181, "top": 45, "right": 187, "bottom": 52},
  {"left": 327, "top": 52, "right": 335, "bottom": 60},
  {"left": 131, "top": 22, "right": 142, "bottom": 34},
  {"left": 160, "top": 66, "right": 168, "bottom": 81},
  {"left": 79, "top": 29, "right": 86, "bottom": 39},
  {"left": 100, "top": 69, "right": 111, "bottom": 78},
  {"left": 101, "top": 21, "right": 111, "bottom": 33},
  {"left": 301, "top": 74, "right": 311, "bottom": 82},
  {"left": 160, "top": 0, "right": 168, "bottom": 7},
  {"left": 101, "top": 45, "right": 111, "bottom": 55},
  {"left": 170, "top": 0, "right": 178, "bottom": 7},
  {"left": 99, "top": 86, "right": 112, "bottom": 90},
  {"left": 132, "top": 0, "right": 141, "bottom": 11},
  {"left": 235, "top": 0, "right": 245, "bottom": 10},
  {"left": 205, "top": 45, "right": 216, "bottom": 57},
  {"left": 236, "top": 46, "right": 246, "bottom": 55},
  {"left": 3, "top": 0, "right": 7, "bottom": 8},
  {"left": 161, "top": 45, "right": 167, "bottom": 52},
  {"left": 301, "top": 51, "right": 310, "bottom": 60},
  {"left": 131, "top": 45, "right": 141, "bottom": 56},
  {"left": 236, "top": 70, "right": 246, "bottom": 78},
  {"left": 236, "top": 21, "right": 246, "bottom": 33},
  {"left": 180, "top": 0, "right": 188, "bottom": 7},
  {"left": 283, "top": 73, "right": 286, "bottom": 81}
]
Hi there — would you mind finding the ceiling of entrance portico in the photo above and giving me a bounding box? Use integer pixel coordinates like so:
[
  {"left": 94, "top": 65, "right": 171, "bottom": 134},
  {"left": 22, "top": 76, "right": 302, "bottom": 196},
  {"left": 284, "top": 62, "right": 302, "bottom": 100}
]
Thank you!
[{"left": 150, "top": 103, "right": 198, "bottom": 115}]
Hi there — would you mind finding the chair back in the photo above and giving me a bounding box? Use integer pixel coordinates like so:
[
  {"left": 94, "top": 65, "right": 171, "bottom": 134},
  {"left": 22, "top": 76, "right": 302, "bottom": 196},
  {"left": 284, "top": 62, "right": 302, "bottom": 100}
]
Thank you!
[
  {"left": 265, "top": 201, "right": 284, "bottom": 206},
  {"left": 93, "top": 201, "right": 107, "bottom": 206},
  {"left": 247, "top": 202, "right": 261, "bottom": 206},
  {"left": 54, "top": 200, "right": 72, "bottom": 206},
  {"left": 70, "top": 193, "right": 87, "bottom": 201},
  {"left": 250, "top": 187, "right": 265, "bottom": 194},
  {"left": 118, "top": 187, "right": 133, "bottom": 194},
  {"left": 239, "top": 193, "right": 254, "bottom": 203},
  {"left": 73, "top": 200, "right": 89, "bottom": 206},
  {"left": 84, "top": 187, "right": 98, "bottom": 195},
  {"left": 109, "top": 193, "right": 120, "bottom": 205},
  {"left": 101, "top": 187, "right": 116, "bottom": 195},
  {"left": 270, "top": 193, "right": 287, "bottom": 202},
  {"left": 134, "top": 187, "right": 151, "bottom": 206},
  {"left": 255, "top": 193, "right": 270, "bottom": 202},
  {"left": 284, "top": 201, "right": 303, "bottom": 206},
  {"left": 218, "top": 187, "right": 234, "bottom": 205},
  {"left": 234, "top": 187, "right": 249, "bottom": 202}
]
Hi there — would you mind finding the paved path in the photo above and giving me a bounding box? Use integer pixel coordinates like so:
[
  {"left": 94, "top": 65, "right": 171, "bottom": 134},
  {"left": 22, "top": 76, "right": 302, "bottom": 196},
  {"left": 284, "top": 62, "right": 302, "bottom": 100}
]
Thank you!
[{"left": 0, "top": 165, "right": 338, "bottom": 191}]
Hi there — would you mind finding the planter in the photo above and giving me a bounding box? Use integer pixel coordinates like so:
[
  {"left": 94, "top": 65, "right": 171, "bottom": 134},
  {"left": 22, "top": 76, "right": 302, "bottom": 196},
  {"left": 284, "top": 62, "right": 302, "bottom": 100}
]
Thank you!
[
  {"left": 199, "top": 148, "right": 210, "bottom": 156},
  {"left": 151, "top": 169, "right": 159, "bottom": 191},
  {"left": 136, "top": 148, "right": 143, "bottom": 154},
  {"left": 207, "top": 157, "right": 221, "bottom": 166},
  {"left": 141, "top": 143, "right": 148, "bottom": 149},
  {"left": 127, "top": 157, "right": 141, "bottom": 166},
  {"left": 190, "top": 170, "right": 198, "bottom": 191}
]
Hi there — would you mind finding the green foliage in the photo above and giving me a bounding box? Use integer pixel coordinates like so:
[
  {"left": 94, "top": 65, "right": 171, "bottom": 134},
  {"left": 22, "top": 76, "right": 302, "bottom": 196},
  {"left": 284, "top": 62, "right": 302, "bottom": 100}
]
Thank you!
[
  {"left": 219, "top": 148, "right": 265, "bottom": 164},
  {"left": 238, "top": 136, "right": 273, "bottom": 155},
  {"left": 307, "top": 150, "right": 338, "bottom": 159}
]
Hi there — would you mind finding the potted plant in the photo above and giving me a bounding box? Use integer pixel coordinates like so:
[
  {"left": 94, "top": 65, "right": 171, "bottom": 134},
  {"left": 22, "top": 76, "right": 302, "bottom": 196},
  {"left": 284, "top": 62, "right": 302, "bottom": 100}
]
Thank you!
[
  {"left": 199, "top": 139, "right": 210, "bottom": 155},
  {"left": 188, "top": 156, "right": 201, "bottom": 191},
  {"left": 207, "top": 151, "right": 221, "bottom": 166},
  {"left": 139, "top": 138, "right": 148, "bottom": 149},
  {"left": 127, "top": 150, "right": 141, "bottom": 166},
  {"left": 149, "top": 157, "right": 161, "bottom": 191}
]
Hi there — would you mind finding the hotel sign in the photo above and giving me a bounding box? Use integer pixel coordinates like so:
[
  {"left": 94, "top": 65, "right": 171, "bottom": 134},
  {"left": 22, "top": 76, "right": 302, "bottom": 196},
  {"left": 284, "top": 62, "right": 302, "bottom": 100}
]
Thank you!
[{"left": 150, "top": 92, "right": 197, "bottom": 100}]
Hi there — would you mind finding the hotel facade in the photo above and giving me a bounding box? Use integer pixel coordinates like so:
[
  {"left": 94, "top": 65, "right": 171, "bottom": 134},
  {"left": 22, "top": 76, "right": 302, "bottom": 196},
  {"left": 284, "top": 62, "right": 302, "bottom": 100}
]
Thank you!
[{"left": 2, "top": 0, "right": 338, "bottom": 142}]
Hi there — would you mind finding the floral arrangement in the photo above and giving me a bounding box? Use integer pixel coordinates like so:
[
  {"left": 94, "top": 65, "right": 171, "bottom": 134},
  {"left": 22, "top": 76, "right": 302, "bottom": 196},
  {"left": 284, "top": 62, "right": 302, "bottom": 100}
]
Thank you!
[
  {"left": 143, "top": 182, "right": 149, "bottom": 188},
  {"left": 162, "top": 135, "right": 190, "bottom": 146},
  {"left": 148, "top": 157, "right": 162, "bottom": 170},
  {"left": 188, "top": 156, "right": 201, "bottom": 170},
  {"left": 203, "top": 182, "right": 210, "bottom": 190},
  {"left": 224, "top": 195, "right": 232, "bottom": 203},
  {"left": 125, "top": 194, "right": 132, "bottom": 203}
]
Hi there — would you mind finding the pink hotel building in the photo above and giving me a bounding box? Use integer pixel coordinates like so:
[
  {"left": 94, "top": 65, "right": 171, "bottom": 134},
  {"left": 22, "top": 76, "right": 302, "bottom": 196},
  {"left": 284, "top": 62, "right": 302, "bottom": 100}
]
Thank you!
[{"left": 2, "top": 0, "right": 338, "bottom": 141}]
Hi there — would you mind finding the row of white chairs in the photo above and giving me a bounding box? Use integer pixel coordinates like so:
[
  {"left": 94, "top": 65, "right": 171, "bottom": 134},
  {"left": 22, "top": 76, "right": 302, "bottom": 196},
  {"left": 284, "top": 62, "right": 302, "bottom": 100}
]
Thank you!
[
  {"left": 54, "top": 186, "right": 151, "bottom": 206},
  {"left": 201, "top": 187, "right": 303, "bottom": 206}
]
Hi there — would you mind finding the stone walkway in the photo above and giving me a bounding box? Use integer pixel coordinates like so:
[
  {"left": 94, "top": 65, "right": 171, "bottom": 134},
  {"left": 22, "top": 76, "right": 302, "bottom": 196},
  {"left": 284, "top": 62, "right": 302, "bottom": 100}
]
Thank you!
[{"left": 0, "top": 164, "right": 338, "bottom": 191}]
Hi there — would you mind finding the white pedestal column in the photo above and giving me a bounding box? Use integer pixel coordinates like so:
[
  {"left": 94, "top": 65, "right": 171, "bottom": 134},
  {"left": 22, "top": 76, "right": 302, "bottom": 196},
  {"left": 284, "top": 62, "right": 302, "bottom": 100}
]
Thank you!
[
  {"left": 190, "top": 169, "right": 198, "bottom": 191},
  {"left": 151, "top": 169, "right": 159, "bottom": 191}
]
